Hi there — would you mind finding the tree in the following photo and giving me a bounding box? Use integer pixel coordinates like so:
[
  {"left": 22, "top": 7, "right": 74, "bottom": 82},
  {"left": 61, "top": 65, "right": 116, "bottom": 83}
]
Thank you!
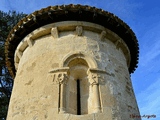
[{"left": 0, "top": 10, "right": 26, "bottom": 119}]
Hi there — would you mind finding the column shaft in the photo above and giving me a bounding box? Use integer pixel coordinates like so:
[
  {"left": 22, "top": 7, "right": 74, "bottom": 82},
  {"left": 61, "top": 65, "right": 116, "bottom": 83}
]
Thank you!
[
  {"left": 93, "top": 84, "right": 101, "bottom": 113},
  {"left": 59, "top": 83, "right": 66, "bottom": 113}
]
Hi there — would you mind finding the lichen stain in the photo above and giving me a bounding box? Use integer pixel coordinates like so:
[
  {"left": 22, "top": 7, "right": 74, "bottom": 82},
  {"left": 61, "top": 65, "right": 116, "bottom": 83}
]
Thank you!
[
  {"left": 26, "top": 62, "right": 36, "bottom": 71},
  {"left": 25, "top": 80, "right": 33, "bottom": 85}
]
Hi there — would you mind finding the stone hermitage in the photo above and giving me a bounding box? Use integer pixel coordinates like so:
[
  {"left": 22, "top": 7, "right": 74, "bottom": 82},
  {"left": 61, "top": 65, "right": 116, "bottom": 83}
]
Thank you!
[{"left": 5, "top": 4, "right": 141, "bottom": 120}]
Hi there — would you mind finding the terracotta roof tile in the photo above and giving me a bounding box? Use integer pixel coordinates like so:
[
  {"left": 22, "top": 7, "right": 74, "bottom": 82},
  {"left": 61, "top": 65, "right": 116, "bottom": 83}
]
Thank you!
[{"left": 5, "top": 4, "right": 139, "bottom": 78}]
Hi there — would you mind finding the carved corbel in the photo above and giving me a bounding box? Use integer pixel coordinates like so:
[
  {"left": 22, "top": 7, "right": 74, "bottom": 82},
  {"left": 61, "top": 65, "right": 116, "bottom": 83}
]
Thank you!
[
  {"left": 51, "top": 27, "right": 59, "bottom": 38},
  {"left": 100, "top": 31, "right": 106, "bottom": 41},
  {"left": 32, "top": 14, "right": 36, "bottom": 22},
  {"left": 17, "top": 50, "right": 23, "bottom": 59},
  {"left": 27, "top": 38, "right": 33, "bottom": 47},
  {"left": 76, "top": 26, "right": 83, "bottom": 36},
  {"left": 115, "top": 39, "right": 122, "bottom": 49},
  {"left": 14, "top": 62, "right": 18, "bottom": 70}
]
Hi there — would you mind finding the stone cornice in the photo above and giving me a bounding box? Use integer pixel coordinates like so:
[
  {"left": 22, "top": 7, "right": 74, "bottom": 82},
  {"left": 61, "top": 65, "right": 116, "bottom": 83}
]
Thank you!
[
  {"left": 13, "top": 21, "right": 131, "bottom": 73},
  {"left": 5, "top": 4, "right": 139, "bottom": 78}
]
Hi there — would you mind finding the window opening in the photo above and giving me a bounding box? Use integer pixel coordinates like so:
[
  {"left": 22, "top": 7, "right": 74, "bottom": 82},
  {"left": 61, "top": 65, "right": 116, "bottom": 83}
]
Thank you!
[
  {"left": 77, "top": 79, "right": 81, "bottom": 115},
  {"left": 58, "top": 84, "right": 61, "bottom": 112}
]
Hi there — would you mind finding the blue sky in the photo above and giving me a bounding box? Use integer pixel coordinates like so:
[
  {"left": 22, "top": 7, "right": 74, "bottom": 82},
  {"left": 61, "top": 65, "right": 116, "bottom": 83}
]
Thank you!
[{"left": 0, "top": 0, "right": 160, "bottom": 120}]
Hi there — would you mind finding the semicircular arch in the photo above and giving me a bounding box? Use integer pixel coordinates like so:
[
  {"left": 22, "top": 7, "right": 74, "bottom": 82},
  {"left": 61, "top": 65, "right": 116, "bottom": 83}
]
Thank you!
[{"left": 60, "top": 52, "right": 97, "bottom": 68}]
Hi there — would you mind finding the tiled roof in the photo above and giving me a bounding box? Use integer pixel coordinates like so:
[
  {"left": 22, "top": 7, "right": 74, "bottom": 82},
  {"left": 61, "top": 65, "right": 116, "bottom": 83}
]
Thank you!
[{"left": 5, "top": 4, "right": 139, "bottom": 78}]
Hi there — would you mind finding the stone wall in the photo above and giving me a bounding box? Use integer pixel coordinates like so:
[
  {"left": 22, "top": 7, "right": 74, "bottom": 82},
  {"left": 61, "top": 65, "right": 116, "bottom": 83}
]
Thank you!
[{"left": 7, "top": 21, "right": 140, "bottom": 120}]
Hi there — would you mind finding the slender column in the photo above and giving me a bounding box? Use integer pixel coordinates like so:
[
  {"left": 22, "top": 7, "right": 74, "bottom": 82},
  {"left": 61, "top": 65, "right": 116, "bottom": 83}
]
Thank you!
[
  {"left": 92, "top": 83, "right": 101, "bottom": 113},
  {"left": 57, "top": 73, "right": 68, "bottom": 114},
  {"left": 77, "top": 79, "right": 81, "bottom": 115},
  {"left": 49, "top": 67, "right": 69, "bottom": 114},
  {"left": 59, "top": 83, "right": 66, "bottom": 113},
  {"left": 88, "top": 72, "right": 101, "bottom": 113}
]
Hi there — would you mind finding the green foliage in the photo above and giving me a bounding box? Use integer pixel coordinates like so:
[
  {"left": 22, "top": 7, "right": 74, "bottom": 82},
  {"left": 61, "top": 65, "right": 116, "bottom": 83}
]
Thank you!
[{"left": 0, "top": 10, "right": 26, "bottom": 120}]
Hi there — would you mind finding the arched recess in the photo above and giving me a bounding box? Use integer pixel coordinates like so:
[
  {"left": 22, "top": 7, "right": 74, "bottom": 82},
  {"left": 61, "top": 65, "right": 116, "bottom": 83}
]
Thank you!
[
  {"left": 66, "top": 58, "right": 89, "bottom": 115},
  {"left": 60, "top": 52, "right": 101, "bottom": 115},
  {"left": 60, "top": 52, "right": 98, "bottom": 68},
  {"left": 49, "top": 52, "right": 104, "bottom": 115}
]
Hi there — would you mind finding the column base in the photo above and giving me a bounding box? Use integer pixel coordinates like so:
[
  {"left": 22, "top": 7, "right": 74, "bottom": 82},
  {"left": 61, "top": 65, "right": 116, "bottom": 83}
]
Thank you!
[
  {"left": 59, "top": 108, "right": 66, "bottom": 114},
  {"left": 94, "top": 107, "right": 101, "bottom": 113}
]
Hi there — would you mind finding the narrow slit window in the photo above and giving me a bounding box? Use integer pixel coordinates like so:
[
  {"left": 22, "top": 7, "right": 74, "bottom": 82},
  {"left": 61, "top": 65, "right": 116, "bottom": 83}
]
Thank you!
[{"left": 77, "top": 79, "right": 81, "bottom": 115}]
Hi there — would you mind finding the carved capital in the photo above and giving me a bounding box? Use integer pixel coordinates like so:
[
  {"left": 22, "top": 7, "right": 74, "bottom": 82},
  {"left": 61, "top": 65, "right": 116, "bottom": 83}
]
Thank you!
[
  {"left": 56, "top": 73, "right": 68, "bottom": 84},
  {"left": 50, "top": 73, "right": 68, "bottom": 84},
  {"left": 48, "top": 67, "right": 69, "bottom": 84},
  {"left": 88, "top": 73, "right": 105, "bottom": 85},
  {"left": 87, "top": 68, "right": 106, "bottom": 85},
  {"left": 88, "top": 73, "right": 99, "bottom": 85}
]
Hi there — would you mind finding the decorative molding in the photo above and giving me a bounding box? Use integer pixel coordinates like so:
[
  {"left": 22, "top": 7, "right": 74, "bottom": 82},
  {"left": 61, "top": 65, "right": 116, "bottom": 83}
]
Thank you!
[
  {"left": 12, "top": 21, "right": 131, "bottom": 77},
  {"left": 88, "top": 68, "right": 106, "bottom": 74},
  {"left": 61, "top": 52, "right": 98, "bottom": 68},
  {"left": 49, "top": 67, "right": 69, "bottom": 73}
]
